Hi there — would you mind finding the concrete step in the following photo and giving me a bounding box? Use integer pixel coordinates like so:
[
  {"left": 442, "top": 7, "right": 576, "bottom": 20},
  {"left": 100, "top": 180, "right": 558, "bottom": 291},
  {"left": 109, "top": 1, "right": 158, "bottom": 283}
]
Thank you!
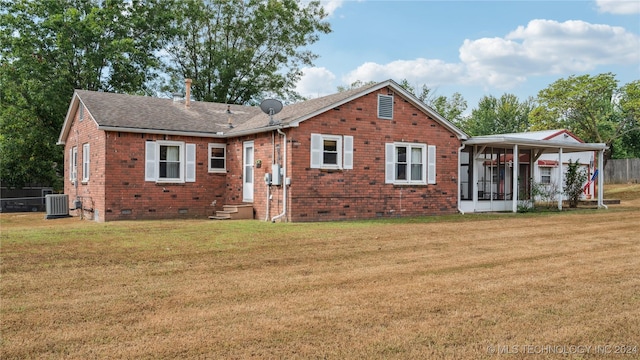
[
  {"left": 578, "top": 199, "right": 621, "bottom": 205},
  {"left": 209, "top": 204, "right": 253, "bottom": 220}
]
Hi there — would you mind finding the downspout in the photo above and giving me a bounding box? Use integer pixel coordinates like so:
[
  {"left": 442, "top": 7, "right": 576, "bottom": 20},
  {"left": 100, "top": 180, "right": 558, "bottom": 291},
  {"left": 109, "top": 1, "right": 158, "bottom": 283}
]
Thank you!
[
  {"left": 457, "top": 142, "right": 466, "bottom": 214},
  {"left": 265, "top": 131, "right": 275, "bottom": 221},
  {"left": 265, "top": 182, "right": 271, "bottom": 221},
  {"left": 597, "top": 149, "right": 608, "bottom": 209},
  {"left": 271, "top": 128, "right": 287, "bottom": 222},
  {"left": 73, "top": 128, "right": 81, "bottom": 218}
]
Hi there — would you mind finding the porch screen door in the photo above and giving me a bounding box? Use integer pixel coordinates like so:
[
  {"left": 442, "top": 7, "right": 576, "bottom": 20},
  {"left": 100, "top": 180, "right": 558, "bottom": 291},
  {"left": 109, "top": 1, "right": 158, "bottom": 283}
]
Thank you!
[{"left": 243, "top": 141, "right": 254, "bottom": 202}]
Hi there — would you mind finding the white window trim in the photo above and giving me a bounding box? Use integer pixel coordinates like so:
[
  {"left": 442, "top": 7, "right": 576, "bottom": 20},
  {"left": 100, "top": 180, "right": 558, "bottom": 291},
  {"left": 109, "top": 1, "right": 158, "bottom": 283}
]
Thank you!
[
  {"left": 310, "top": 133, "right": 353, "bottom": 170},
  {"left": 540, "top": 167, "right": 552, "bottom": 184},
  {"left": 208, "top": 143, "right": 226, "bottom": 173},
  {"left": 158, "top": 141, "right": 184, "bottom": 183},
  {"left": 70, "top": 146, "right": 78, "bottom": 183},
  {"left": 145, "top": 140, "right": 196, "bottom": 183},
  {"left": 82, "top": 143, "right": 90, "bottom": 182},
  {"left": 321, "top": 134, "right": 342, "bottom": 169},
  {"left": 385, "top": 142, "right": 431, "bottom": 185}
]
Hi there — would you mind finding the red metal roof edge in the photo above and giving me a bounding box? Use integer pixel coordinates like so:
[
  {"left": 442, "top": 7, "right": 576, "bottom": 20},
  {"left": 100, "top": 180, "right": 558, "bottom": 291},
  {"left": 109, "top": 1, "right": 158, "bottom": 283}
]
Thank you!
[{"left": 542, "top": 129, "right": 584, "bottom": 143}]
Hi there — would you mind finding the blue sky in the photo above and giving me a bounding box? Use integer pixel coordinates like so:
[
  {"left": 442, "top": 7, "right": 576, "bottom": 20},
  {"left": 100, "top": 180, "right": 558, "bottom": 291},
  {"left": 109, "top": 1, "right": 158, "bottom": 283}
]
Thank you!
[{"left": 295, "top": 0, "right": 640, "bottom": 111}]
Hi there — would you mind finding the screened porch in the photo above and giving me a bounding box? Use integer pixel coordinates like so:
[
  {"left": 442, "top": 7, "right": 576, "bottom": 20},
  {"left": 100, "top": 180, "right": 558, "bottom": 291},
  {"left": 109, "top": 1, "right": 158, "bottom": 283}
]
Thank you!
[{"left": 458, "top": 136, "right": 607, "bottom": 213}]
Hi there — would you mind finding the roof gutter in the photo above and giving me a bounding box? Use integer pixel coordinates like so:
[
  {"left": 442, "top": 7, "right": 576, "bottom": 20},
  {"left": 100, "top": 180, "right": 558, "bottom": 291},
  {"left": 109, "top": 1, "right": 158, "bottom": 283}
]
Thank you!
[
  {"left": 96, "top": 125, "right": 228, "bottom": 138},
  {"left": 224, "top": 122, "right": 299, "bottom": 138},
  {"left": 95, "top": 122, "right": 302, "bottom": 140},
  {"left": 463, "top": 137, "right": 607, "bottom": 151}
]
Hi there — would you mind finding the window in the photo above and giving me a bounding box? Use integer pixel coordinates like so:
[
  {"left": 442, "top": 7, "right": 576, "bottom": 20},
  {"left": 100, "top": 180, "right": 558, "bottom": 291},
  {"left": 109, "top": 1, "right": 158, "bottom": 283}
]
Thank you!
[
  {"left": 208, "top": 143, "right": 226, "bottom": 173},
  {"left": 145, "top": 141, "right": 196, "bottom": 183},
  {"left": 70, "top": 146, "right": 78, "bottom": 182},
  {"left": 540, "top": 167, "right": 551, "bottom": 184},
  {"left": 322, "top": 137, "right": 339, "bottom": 166},
  {"left": 82, "top": 143, "right": 90, "bottom": 182},
  {"left": 160, "top": 144, "right": 181, "bottom": 179},
  {"left": 378, "top": 94, "right": 393, "bottom": 119},
  {"left": 79, "top": 105, "right": 84, "bottom": 122},
  {"left": 310, "top": 133, "right": 353, "bottom": 170},
  {"left": 385, "top": 143, "right": 436, "bottom": 185}
]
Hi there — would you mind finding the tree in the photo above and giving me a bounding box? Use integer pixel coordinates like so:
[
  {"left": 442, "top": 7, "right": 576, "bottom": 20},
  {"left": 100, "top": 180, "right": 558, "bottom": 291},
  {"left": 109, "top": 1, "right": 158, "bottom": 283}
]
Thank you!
[
  {"left": 0, "top": 0, "right": 175, "bottom": 188},
  {"left": 564, "top": 159, "right": 587, "bottom": 208},
  {"left": 531, "top": 73, "right": 640, "bottom": 159},
  {"left": 613, "top": 80, "right": 640, "bottom": 158},
  {"left": 430, "top": 92, "right": 468, "bottom": 128},
  {"left": 464, "top": 94, "right": 534, "bottom": 136},
  {"left": 164, "top": 0, "right": 331, "bottom": 105},
  {"left": 336, "top": 80, "right": 377, "bottom": 93},
  {"left": 397, "top": 79, "right": 468, "bottom": 126}
]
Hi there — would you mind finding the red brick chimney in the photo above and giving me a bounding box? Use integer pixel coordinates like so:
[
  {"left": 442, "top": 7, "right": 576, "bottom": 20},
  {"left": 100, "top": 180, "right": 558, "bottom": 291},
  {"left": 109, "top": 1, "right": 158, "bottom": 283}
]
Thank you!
[{"left": 185, "top": 78, "right": 192, "bottom": 107}]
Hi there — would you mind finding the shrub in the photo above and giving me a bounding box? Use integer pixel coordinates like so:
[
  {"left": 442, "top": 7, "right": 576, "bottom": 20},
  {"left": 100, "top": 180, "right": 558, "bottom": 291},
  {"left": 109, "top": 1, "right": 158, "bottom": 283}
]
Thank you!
[
  {"left": 564, "top": 159, "right": 588, "bottom": 208},
  {"left": 531, "top": 180, "right": 560, "bottom": 208}
]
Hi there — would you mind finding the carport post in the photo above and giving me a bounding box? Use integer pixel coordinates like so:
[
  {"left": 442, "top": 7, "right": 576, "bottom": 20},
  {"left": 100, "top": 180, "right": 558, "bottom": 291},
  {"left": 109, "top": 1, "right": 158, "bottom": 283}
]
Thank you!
[
  {"left": 557, "top": 148, "right": 563, "bottom": 211},
  {"left": 597, "top": 149, "right": 606, "bottom": 208},
  {"left": 512, "top": 144, "right": 518, "bottom": 213}
]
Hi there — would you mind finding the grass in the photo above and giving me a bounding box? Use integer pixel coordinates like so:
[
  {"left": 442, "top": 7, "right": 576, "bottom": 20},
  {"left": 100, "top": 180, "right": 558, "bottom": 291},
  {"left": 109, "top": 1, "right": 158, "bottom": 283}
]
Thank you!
[
  {"left": 1, "top": 185, "right": 639, "bottom": 359},
  {"left": 603, "top": 183, "right": 640, "bottom": 201}
]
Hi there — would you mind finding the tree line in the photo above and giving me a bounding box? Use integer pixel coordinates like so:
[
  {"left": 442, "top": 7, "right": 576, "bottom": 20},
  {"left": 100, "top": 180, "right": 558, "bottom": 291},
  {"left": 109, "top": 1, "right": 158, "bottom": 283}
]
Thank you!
[
  {"left": 342, "top": 75, "right": 639, "bottom": 162},
  {"left": 398, "top": 74, "right": 639, "bottom": 161},
  {"left": 1, "top": 0, "right": 638, "bottom": 190},
  {"left": 0, "top": 0, "right": 330, "bottom": 189}
]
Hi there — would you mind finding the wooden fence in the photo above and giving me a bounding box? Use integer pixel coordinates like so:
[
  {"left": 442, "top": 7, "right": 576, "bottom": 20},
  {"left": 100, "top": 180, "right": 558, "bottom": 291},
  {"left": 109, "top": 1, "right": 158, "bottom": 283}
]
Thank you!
[{"left": 604, "top": 158, "right": 640, "bottom": 184}]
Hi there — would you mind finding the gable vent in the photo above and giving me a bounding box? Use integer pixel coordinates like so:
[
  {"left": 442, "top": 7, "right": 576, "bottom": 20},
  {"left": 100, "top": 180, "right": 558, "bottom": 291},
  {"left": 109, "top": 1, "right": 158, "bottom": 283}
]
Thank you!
[{"left": 378, "top": 94, "right": 393, "bottom": 119}]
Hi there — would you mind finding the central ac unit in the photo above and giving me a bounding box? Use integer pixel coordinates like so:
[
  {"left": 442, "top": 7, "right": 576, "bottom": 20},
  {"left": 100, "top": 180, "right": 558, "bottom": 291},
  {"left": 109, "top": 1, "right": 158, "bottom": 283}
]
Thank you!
[{"left": 45, "top": 194, "right": 70, "bottom": 219}]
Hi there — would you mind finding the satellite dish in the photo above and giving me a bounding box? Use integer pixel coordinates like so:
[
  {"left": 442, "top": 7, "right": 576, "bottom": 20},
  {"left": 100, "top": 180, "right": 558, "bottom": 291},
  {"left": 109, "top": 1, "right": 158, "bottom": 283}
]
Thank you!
[
  {"left": 260, "top": 99, "right": 283, "bottom": 116},
  {"left": 260, "top": 99, "right": 283, "bottom": 125}
]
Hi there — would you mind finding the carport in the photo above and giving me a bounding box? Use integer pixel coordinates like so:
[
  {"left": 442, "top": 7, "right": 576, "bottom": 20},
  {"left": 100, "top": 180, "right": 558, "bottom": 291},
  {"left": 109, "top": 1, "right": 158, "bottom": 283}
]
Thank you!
[{"left": 458, "top": 135, "right": 608, "bottom": 213}]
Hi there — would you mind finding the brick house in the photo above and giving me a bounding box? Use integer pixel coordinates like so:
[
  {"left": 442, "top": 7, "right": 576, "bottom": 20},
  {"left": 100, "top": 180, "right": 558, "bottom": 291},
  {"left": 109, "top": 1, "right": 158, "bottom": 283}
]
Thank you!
[{"left": 57, "top": 79, "right": 468, "bottom": 222}]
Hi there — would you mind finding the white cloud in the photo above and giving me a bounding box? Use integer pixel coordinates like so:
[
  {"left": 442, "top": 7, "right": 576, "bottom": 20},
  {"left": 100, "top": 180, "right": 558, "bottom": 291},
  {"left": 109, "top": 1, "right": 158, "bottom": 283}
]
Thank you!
[
  {"left": 298, "top": 18, "right": 639, "bottom": 96},
  {"left": 319, "top": 0, "right": 345, "bottom": 16},
  {"left": 343, "top": 59, "right": 465, "bottom": 87},
  {"left": 459, "top": 19, "right": 640, "bottom": 88},
  {"left": 296, "top": 67, "right": 337, "bottom": 98},
  {"left": 596, "top": 0, "right": 640, "bottom": 14},
  {"left": 302, "top": 0, "right": 349, "bottom": 17}
]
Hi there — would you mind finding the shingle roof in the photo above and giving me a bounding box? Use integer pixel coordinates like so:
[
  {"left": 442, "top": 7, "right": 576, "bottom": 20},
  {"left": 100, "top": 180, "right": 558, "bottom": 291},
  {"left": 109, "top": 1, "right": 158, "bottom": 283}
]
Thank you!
[
  {"left": 58, "top": 80, "right": 467, "bottom": 144},
  {"left": 75, "top": 90, "right": 262, "bottom": 134},
  {"left": 225, "top": 82, "right": 380, "bottom": 134}
]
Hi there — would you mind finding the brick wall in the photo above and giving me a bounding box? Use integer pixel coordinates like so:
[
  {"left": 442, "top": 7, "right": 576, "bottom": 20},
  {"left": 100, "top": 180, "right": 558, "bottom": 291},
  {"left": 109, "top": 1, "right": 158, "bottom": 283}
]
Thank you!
[
  {"left": 63, "top": 103, "right": 106, "bottom": 221},
  {"left": 224, "top": 132, "right": 284, "bottom": 221},
  {"left": 102, "top": 133, "right": 227, "bottom": 221},
  {"left": 284, "top": 87, "right": 462, "bottom": 222},
  {"left": 63, "top": 103, "right": 231, "bottom": 221}
]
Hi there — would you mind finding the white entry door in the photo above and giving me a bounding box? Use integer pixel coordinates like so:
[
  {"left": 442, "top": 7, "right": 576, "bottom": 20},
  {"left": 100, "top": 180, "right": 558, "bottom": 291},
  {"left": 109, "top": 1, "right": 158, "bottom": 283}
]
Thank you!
[{"left": 243, "top": 141, "right": 254, "bottom": 202}]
